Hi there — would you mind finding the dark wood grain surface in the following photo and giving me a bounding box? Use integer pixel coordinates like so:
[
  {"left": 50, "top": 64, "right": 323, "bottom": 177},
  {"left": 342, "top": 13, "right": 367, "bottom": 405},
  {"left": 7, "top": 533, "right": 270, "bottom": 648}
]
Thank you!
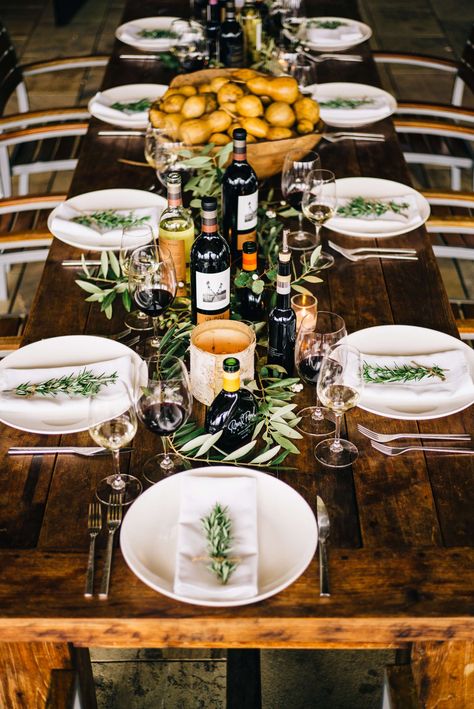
[{"left": 0, "top": 0, "right": 473, "bottom": 651}]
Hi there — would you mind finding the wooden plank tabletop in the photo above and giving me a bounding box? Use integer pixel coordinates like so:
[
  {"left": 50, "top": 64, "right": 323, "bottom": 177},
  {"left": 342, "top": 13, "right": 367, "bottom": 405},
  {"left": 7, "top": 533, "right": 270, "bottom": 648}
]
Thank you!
[{"left": 0, "top": 0, "right": 473, "bottom": 650}]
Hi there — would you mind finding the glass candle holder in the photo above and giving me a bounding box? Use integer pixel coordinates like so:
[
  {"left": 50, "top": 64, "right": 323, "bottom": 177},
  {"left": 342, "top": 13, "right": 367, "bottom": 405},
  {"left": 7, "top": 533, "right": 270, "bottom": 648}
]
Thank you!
[{"left": 291, "top": 293, "right": 318, "bottom": 332}]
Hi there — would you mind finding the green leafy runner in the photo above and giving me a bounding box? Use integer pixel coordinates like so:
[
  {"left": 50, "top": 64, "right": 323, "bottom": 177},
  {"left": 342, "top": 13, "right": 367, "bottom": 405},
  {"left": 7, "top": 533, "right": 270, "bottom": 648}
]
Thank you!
[
  {"left": 72, "top": 210, "right": 151, "bottom": 231},
  {"left": 6, "top": 369, "right": 118, "bottom": 398},
  {"left": 336, "top": 197, "right": 410, "bottom": 219},
  {"left": 110, "top": 98, "right": 152, "bottom": 113},
  {"left": 319, "top": 97, "right": 374, "bottom": 109},
  {"left": 201, "top": 503, "right": 237, "bottom": 584},
  {"left": 363, "top": 361, "right": 447, "bottom": 384}
]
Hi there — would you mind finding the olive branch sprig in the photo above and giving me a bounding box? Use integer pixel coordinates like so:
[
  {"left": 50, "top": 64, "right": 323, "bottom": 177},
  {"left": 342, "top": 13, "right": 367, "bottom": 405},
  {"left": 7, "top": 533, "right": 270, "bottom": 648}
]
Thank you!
[
  {"left": 363, "top": 361, "right": 447, "bottom": 384},
  {"left": 201, "top": 503, "right": 237, "bottom": 584},
  {"left": 337, "top": 197, "right": 410, "bottom": 219}
]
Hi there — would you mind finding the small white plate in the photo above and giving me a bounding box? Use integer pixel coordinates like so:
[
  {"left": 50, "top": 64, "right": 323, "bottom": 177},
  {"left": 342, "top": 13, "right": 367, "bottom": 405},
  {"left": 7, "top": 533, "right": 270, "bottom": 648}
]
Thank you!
[
  {"left": 116, "top": 16, "right": 181, "bottom": 51},
  {"left": 345, "top": 325, "right": 474, "bottom": 419},
  {"left": 326, "top": 177, "right": 430, "bottom": 238},
  {"left": 47, "top": 189, "right": 167, "bottom": 252},
  {"left": 120, "top": 466, "right": 318, "bottom": 607},
  {"left": 89, "top": 83, "right": 167, "bottom": 129},
  {"left": 0, "top": 335, "right": 146, "bottom": 434},
  {"left": 303, "top": 16, "right": 372, "bottom": 52},
  {"left": 310, "top": 82, "right": 397, "bottom": 127}
]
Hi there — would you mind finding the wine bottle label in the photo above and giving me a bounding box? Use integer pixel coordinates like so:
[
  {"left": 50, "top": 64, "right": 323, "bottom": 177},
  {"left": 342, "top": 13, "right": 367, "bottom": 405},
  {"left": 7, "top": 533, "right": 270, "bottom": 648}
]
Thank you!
[
  {"left": 195, "top": 268, "right": 230, "bottom": 311},
  {"left": 237, "top": 190, "right": 258, "bottom": 231},
  {"left": 276, "top": 273, "right": 291, "bottom": 295},
  {"left": 159, "top": 235, "right": 186, "bottom": 294}
]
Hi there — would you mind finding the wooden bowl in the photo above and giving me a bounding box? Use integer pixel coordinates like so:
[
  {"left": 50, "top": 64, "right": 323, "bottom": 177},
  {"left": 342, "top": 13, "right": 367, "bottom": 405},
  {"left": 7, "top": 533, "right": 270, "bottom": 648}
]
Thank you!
[{"left": 169, "top": 68, "right": 322, "bottom": 180}]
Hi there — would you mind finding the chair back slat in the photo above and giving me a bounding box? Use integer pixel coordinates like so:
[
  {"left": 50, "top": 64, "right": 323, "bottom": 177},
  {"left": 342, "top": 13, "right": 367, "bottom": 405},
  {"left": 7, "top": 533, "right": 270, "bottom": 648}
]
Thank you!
[
  {"left": 458, "top": 23, "right": 474, "bottom": 95},
  {"left": 0, "top": 24, "right": 23, "bottom": 115}
]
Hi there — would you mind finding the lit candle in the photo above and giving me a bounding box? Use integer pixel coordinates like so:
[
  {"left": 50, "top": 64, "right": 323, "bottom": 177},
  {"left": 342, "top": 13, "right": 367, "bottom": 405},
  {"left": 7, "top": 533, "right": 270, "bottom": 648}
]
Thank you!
[{"left": 291, "top": 293, "right": 318, "bottom": 332}]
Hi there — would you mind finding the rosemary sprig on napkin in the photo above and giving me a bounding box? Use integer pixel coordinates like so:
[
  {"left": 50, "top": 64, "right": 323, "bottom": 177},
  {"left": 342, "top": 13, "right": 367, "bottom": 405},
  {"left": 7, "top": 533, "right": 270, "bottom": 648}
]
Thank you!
[
  {"left": 309, "top": 20, "right": 347, "bottom": 29},
  {"left": 201, "top": 503, "right": 237, "bottom": 584},
  {"left": 336, "top": 197, "right": 410, "bottom": 219},
  {"left": 110, "top": 98, "right": 152, "bottom": 113},
  {"left": 72, "top": 210, "right": 151, "bottom": 231},
  {"left": 319, "top": 97, "right": 375, "bottom": 109},
  {"left": 6, "top": 369, "right": 119, "bottom": 398},
  {"left": 363, "top": 361, "right": 447, "bottom": 384},
  {"left": 139, "top": 29, "right": 177, "bottom": 40}
]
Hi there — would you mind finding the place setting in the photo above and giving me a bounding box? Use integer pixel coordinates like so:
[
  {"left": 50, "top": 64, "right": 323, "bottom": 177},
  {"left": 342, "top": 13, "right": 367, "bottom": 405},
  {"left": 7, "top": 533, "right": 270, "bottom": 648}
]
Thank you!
[
  {"left": 308, "top": 82, "right": 397, "bottom": 128},
  {"left": 282, "top": 15, "right": 372, "bottom": 53},
  {"left": 88, "top": 83, "right": 168, "bottom": 129}
]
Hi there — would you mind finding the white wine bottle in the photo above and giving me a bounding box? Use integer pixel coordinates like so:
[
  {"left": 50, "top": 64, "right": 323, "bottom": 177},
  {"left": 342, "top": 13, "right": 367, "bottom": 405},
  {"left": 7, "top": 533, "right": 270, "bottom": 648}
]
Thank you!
[
  {"left": 159, "top": 172, "right": 194, "bottom": 296},
  {"left": 241, "top": 0, "right": 262, "bottom": 64}
]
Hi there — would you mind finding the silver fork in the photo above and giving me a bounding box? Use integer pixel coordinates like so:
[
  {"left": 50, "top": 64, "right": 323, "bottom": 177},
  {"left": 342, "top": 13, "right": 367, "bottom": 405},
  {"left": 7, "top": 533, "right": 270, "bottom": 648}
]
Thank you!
[
  {"left": 321, "top": 132, "right": 385, "bottom": 143},
  {"left": 84, "top": 502, "right": 102, "bottom": 598},
  {"left": 358, "top": 423, "right": 471, "bottom": 443},
  {"left": 328, "top": 241, "right": 416, "bottom": 256},
  {"left": 99, "top": 493, "right": 123, "bottom": 600},
  {"left": 371, "top": 441, "right": 474, "bottom": 456},
  {"left": 328, "top": 241, "right": 418, "bottom": 261},
  {"left": 8, "top": 446, "right": 112, "bottom": 456},
  {"left": 299, "top": 49, "right": 363, "bottom": 63}
]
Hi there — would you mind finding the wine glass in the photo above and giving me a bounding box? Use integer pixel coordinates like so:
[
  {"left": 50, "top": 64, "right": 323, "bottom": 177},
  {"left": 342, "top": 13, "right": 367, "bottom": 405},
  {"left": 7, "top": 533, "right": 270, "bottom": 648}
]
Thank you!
[
  {"left": 144, "top": 123, "right": 188, "bottom": 189},
  {"left": 120, "top": 224, "right": 154, "bottom": 331},
  {"left": 136, "top": 354, "right": 193, "bottom": 481},
  {"left": 281, "top": 149, "right": 320, "bottom": 251},
  {"left": 289, "top": 56, "right": 313, "bottom": 91},
  {"left": 295, "top": 311, "right": 347, "bottom": 436},
  {"left": 302, "top": 168, "right": 337, "bottom": 268},
  {"left": 128, "top": 244, "right": 177, "bottom": 354},
  {"left": 88, "top": 380, "right": 141, "bottom": 505},
  {"left": 315, "top": 343, "right": 364, "bottom": 468}
]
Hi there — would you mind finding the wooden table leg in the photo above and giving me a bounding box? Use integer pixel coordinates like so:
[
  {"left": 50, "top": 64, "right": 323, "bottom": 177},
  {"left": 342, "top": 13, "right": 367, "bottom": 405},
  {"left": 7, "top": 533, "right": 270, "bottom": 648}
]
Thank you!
[
  {"left": 226, "top": 649, "right": 261, "bottom": 709},
  {"left": 0, "top": 642, "right": 97, "bottom": 709},
  {"left": 411, "top": 641, "right": 474, "bottom": 709}
]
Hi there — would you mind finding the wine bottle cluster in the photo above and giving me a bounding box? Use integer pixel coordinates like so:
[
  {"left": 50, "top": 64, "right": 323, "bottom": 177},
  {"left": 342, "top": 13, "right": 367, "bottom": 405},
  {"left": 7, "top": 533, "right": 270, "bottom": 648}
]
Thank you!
[{"left": 203, "top": 0, "right": 265, "bottom": 67}]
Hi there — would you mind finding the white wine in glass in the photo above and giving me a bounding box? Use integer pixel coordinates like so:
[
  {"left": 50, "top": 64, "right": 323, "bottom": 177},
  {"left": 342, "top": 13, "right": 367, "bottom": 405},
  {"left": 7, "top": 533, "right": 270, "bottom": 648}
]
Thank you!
[{"left": 302, "top": 169, "right": 337, "bottom": 269}]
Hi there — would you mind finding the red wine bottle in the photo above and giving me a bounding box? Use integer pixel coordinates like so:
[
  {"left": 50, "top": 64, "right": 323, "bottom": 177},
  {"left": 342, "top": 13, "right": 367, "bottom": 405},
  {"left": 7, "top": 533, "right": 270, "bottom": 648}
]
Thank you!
[
  {"left": 190, "top": 196, "right": 231, "bottom": 324},
  {"left": 205, "top": 356, "right": 258, "bottom": 451},
  {"left": 219, "top": 1, "right": 244, "bottom": 67},
  {"left": 267, "top": 230, "right": 296, "bottom": 375},
  {"left": 206, "top": 0, "right": 220, "bottom": 63},
  {"left": 222, "top": 128, "right": 258, "bottom": 262},
  {"left": 236, "top": 241, "right": 264, "bottom": 321}
]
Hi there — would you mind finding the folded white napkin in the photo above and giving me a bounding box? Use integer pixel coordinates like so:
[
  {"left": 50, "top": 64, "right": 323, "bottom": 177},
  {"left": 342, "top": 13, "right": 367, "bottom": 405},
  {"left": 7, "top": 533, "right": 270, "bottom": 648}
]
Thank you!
[
  {"left": 362, "top": 350, "right": 474, "bottom": 408},
  {"left": 122, "top": 24, "right": 176, "bottom": 49},
  {"left": 51, "top": 203, "right": 160, "bottom": 248},
  {"left": 330, "top": 194, "right": 420, "bottom": 233},
  {"left": 318, "top": 95, "right": 389, "bottom": 122},
  {"left": 0, "top": 355, "right": 134, "bottom": 419},
  {"left": 90, "top": 92, "right": 151, "bottom": 124},
  {"left": 307, "top": 21, "right": 362, "bottom": 45},
  {"left": 174, "top": 475, "right": 258, "bottom": 602}
]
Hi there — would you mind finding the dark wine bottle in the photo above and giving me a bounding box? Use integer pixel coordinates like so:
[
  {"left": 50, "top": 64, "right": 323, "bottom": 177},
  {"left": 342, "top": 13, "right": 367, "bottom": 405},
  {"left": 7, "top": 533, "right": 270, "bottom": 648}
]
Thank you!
[
  {"left": 222, "top": 128, "right": 259, "bottom": 262},
  {"left": 236, "top": 241, "right": 264, "bottom": 321},
  {"left": 190, "top": 196, "right": 231, "bottom": 324},
  {"left": 267, "top": 229, "right": 297, "bottom": 375},
  {"left": 219, "top": 1, "right": 244, "bottom": 67},
  {"left": 206, "top": 0, "right": 220, "bottom": 63},
  {"left": 218, "top": 0, "right": 228, "bottom": 22},
  {"left": 205, "top": 356, "right": 258, "bottom": 451}
]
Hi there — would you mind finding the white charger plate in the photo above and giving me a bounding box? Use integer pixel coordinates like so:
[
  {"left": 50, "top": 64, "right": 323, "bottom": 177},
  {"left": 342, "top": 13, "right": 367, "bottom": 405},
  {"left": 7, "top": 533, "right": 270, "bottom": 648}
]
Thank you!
[
  {"left": 0, "top": 335, "right": 147, "bottom": 434},
  {"left": 304, "top": 16, "right": 372, "bottom": 52},
  {"left": 89, "top": 83, "right": 167, "bottom": 129},
  {"left": 116, "top": 17, "right": 181, "bottom": 51},
  {"left": 326, "top": 177, "right": 430, "bottom": 238},
  {"left": 47, "top": 189, "right": 167, "bottom": 252},
  {"left": 345, "top": 325, "right": 474, "bottom": 419},
  {"left": 309, "top": 82, "right": 397, "bottom": 127},
  {"left": 120, "top": 466, "right": 318, "bottom": 607}
]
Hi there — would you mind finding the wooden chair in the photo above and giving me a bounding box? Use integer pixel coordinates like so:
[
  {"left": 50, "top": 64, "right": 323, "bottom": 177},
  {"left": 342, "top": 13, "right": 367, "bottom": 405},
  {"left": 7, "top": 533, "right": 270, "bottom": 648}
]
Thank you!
[
  {"left": 0, "top": 21, "right": 107, "bottom": 196},
  {"left": 0, "top": 193, "right": 66, "bottom": 301},
  {"left": 0, "top": 313, "right": 26, "bottom": 357},
  {"left": 374, "top": 23, "right": 474, "bottom": 190}
]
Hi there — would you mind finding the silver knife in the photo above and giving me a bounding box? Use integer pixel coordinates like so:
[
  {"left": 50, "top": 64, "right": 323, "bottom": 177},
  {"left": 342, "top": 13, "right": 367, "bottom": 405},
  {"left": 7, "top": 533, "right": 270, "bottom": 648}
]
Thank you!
[
  {"left": 316, "top": 495, "right": 330, "bottom": 597},
  {"left": 8, "top": 447, "right": 132, "bottom": 457},
  {"left": 62, "top": 260, "right": 101, "bottom": 267},
  {"left": 98, "top": 130, "right": 145, "bottom": 137}
]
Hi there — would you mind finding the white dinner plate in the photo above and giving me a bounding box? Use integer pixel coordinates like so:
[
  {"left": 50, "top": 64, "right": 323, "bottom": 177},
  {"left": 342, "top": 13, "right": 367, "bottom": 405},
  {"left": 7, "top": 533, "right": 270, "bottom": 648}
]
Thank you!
[
  {"left": 345, "top": 325, "right": 474, "bottom": 419},
  {"left": 326, "top": 177, "right": 430, "bottom": 238},
  {"left": 120, "top": 466, "right": 318, "bottom": 607},
  {"left": 47, "top": 189, "right": 167, "bottom": 252},
  {"left": 303, "top": 16, "right": 372, "bottom": 52},
  {"left": 309, "top": 82, "right": 397, "bottom": 127},
  {"left": 88, "top": 83, "right": 167, "bottom": 129},
  {"left": 0, "top": 335, "right": 147, "bottom": 434},
  {"left": 116, "top": 17, "right": 181, "bottom": 51}
]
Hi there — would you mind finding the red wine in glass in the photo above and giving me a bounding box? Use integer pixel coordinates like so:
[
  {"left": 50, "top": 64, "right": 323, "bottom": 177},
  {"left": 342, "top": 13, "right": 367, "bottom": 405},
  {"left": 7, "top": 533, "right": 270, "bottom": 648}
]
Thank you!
[{"left": 140, "top": 401, "right": 187, "bottom": 436}]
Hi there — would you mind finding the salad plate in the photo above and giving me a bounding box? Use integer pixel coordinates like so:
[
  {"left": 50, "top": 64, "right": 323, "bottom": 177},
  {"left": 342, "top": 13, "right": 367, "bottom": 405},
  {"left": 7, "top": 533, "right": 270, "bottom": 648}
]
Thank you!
[
  {"left": 303, "top": 16, "right": 372, "bottom": 52},
  {"left": 116, "top": 17, "right": 186, "bottom": 51},
  {"left": 310, "top": 82, "right": 396, "bottom": 127},
  {"left": 89, "top": 83, "right": 167, "bottom": 129}
]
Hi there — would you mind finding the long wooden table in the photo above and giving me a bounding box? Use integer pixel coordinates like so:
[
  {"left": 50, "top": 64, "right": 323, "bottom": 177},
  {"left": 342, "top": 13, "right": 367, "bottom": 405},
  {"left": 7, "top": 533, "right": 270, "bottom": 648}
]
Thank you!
[{"left": 1, "top": 1, "right": 473, "bottom": 707}]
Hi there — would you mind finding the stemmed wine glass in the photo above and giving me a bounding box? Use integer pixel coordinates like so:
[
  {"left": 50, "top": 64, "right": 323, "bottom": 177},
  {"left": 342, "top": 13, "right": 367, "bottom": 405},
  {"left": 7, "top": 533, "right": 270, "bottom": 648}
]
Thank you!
[
  {"left": 295, "top": 311, "right": 347, "bottom": 436},
  {"left": 315, "top": 343, "right": 364, "bottom": 468},
  {"left": 281, "top": 149, "right": 320, "bottom": 250},
  {"left": 144, "top": 124, "right": 188, "bottom": 189},
  {"left": 302, "top": 168, "right": 337, "bottom": 268},
  {"left": 136, "top": 354, "right": 193, "bottom": 482},
  {"left": 88, "top": 380, "right": 141, "bottom": 505},
  {"left": 120, "top": 224, "right": 154, "bottom": 331},
  {"left": 128, "top": 244, "right": 177, "bottom": 355}
]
